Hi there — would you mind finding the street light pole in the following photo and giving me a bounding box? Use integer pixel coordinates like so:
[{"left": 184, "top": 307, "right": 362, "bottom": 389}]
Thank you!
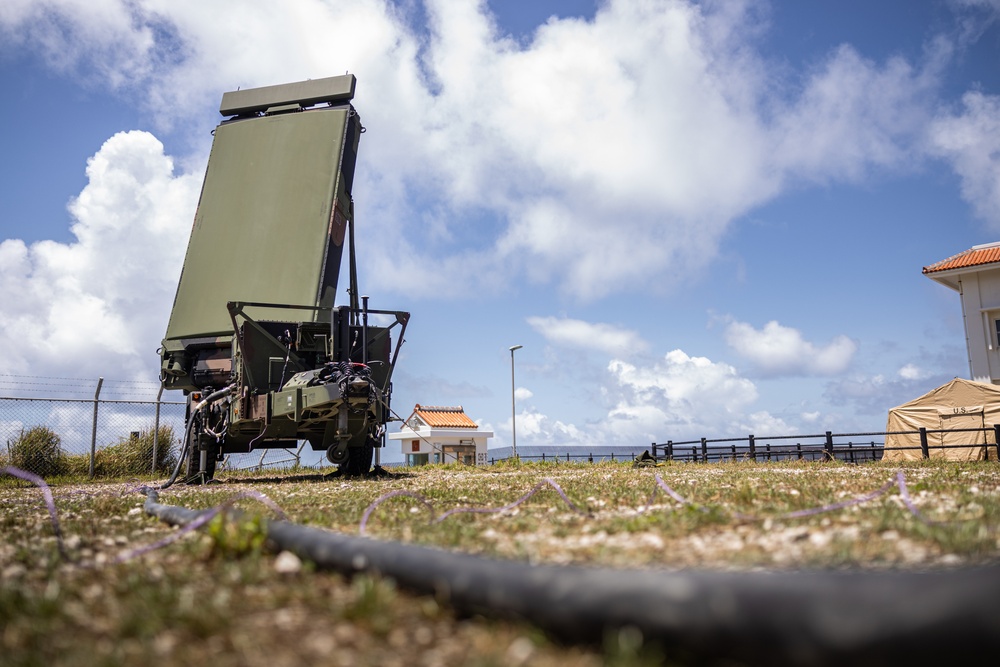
[{"left": 509, "top": 345, "right": 523, "bottom": 461}]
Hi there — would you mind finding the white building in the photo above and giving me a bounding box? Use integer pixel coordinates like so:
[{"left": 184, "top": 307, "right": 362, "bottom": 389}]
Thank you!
[
  {"left": 924, "top": 242, "right": 1000, "bottom": 384},
  {"left": 387, "top": 404, "right": 493, "bottom": 466}
]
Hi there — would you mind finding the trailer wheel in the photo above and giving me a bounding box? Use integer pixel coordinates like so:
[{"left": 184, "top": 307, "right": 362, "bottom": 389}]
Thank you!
[
  {"left": 326, "top": 444, "right": 349, "bottom": 465},
  {"left": 185, "top": 434, "right": 216, "bottom": 483}
]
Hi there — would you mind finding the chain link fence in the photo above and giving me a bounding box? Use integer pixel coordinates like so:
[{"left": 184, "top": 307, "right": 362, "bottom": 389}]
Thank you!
[
  {"left": 0, "top": 375, "right": 335, "bottom": 478},
  {"left": 0, "top": 392, "right": 186, "bottom": 477}
]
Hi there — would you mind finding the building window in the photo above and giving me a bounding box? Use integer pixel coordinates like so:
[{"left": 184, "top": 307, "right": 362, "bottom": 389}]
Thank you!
[
  {"left": 411, "top": 440, "right": 420, "bottom": 452},
  {"left": 406, "top": 453, "right": 429, "bottom": 466}
]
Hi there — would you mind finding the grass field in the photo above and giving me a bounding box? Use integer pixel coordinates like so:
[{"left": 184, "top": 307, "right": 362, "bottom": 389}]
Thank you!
[{"left": 2, "top": 459, "right": 998, "bottom": 666}]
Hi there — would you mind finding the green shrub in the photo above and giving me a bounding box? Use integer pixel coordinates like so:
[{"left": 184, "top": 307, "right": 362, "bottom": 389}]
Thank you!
[
  {"left": 6, "top": 426, "right": 66, "bottom": 477},
  {"left": 93, "top": 426, "right": 179, "bottom": 477},
  {"left": 63, "top": 454, "right": 92, "bottom": 477}
]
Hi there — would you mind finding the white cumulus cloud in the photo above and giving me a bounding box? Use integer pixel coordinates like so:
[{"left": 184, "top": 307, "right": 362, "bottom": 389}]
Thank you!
[
  {"left": 928, "top": 91, "right": 1000, "bottom": 228},
  {"left": 898, "top": 363, "right": 927, "bottom": 380},
  {"left": 725, "top": 320, "right": 857, "bottom": 376},
  {"left": 514, "top": 387, "right": 533, "bottom": 401},
  {"left": 602, "top": 349, "right": 791, "bottom": 441},
  {"left": 0, "top": 0, "right": 964, "bottom": 303},
  {"left": 492, "top": 347, "right": 795, "bottom": 447},
  {"left": 527, "top": 316, "right": 648, "bottom": 357},
  {"left": 0, "top": 131, "right": 200, "bottom": 380}
]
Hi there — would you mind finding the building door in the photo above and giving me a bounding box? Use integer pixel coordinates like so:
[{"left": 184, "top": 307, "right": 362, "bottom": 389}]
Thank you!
[
  {"left": 441, "top": 444, "right": 476, "bottom": 465},
  {"left": 938, "top": 410, "right": 987, "bottom": 460}
]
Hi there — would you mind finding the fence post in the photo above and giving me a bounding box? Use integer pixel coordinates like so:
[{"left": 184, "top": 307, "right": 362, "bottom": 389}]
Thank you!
[
  {"left": 848, "top": 441, "right": 855, "bottom": 464},
  {"left": 919, "top": 427, "right": 929, "bottom": 459},
  {"left": 796, "top": 443, "right": 802, "bottom": 460},
  {"left": 748, "top": 434, "right": 756, "bottom": 461},
  {"left": 294, "top": 440, "right": 306, "bottom": 468},
  {"left": 765, "top": 443, "right": 771, "bottom": 461},
  {"left": 700, "top": 437, "right": 708, "bottom": 461},
  {"left": 152, "top": 384, "right": 164, "bottom": 475},
  {"left": 667, "top": 440, "right": 674, "bottom": 461},
  {"left": 89, "top": 377, "right": 104, "bottom": 478},
  {"left": 994, "top": 425, "right": 1000, "bottom": 461},
  {"left": 824, "top": 431, "right": 834, "bottom": 461}
]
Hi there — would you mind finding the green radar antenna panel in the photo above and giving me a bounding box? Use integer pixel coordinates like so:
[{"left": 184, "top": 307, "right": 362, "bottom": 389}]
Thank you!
[{"left": 159, "top": 75, "right": 409, "bottom": 482}]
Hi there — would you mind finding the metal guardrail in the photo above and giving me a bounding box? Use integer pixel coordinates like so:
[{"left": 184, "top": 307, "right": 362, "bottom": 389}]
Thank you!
[
  {"left": 6, "top": 375, "right": 999, "bottom": 476},
  {"left": 651, "top": 426, "right": 1000, "bottom": 463}
]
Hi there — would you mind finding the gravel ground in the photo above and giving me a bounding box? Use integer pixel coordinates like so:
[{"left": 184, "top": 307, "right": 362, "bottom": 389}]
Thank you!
[{"left": 2, "top": 460, "right": 998, "bottom": 666}]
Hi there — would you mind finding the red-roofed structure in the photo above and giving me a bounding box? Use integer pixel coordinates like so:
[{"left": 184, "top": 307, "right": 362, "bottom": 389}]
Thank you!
[
  {"left": 925, "top": 242, "right": 1000, "bottom": 383},
  {"left": 405, "top": 404, "right": 480, "bottom": 429},
  {"left": 388, "top": 404, "right": 493, "bottom": 466},
  {"left": 924, "top": 242, "right": 1000, "bottom": 288}
]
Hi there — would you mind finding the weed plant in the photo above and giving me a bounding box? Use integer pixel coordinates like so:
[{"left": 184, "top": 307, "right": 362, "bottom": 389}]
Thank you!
[
  {"left": 92, "top": 426, "right": 179, "bottom": 477},
  {"left": 5, "top": 426, "right": 65, "bottom": 477}
]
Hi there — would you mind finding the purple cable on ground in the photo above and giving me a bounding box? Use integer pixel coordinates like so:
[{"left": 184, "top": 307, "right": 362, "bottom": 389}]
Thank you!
[
  {"left": 359, "top": 490, "right": 436, "bottom": 535},
  {"left": 115, "top": 504, "right": 225, "bottom": 563},
  {"left": 0, "top": 465, "right": 978, "bottom": 569},
  {"left": 230, "top": 489, "right": 288, "bottom": 521},
  {"left": 651, "top": 473, "right": 897, "bottom": 522},
  {"left": 359, "top": 478, "right": 588, "bottom": 536},
  {"left": 771, "top": 479, "right": 895, "bottom": 520},
  {"left": 647, "top": 476, "right": 710, "bottom": 513},
  {"left": 436, "top": 478, "right": 588, "bottom": 521},
  {"left": 894, "top": 470, "right": 952, "bottom": 526},
  {"left": 116, "top": 489, "right": 289, "bottom": 563},
  {"left": 0, "top": 473, "right": 287, "bottom": 566},
  {"left": 2, "top": 466, "right": 69, "bottom": 560}
]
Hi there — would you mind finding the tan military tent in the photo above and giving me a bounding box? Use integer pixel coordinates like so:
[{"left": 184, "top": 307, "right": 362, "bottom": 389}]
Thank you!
[{"left": 884, "top": 378, "right": 1000, "bottom": 461}]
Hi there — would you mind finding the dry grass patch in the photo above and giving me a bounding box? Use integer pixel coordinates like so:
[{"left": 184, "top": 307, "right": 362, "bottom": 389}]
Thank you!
[{"left": 1, "top": 459, "right": 998, "bottom": 666}]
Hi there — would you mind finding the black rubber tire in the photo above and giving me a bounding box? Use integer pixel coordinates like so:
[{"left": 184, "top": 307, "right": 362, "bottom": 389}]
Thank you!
[
  {"left": 184, "top": 433, "right": 216, "bottom": 483},
  {"left": 342, "top": 445, "right": 373, "bottom": 476}
]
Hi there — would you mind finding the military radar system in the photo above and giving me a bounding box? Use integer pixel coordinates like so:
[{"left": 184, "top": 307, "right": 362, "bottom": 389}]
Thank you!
[{"left": 159, "top": 75, "right": 408, "bottom": 483}]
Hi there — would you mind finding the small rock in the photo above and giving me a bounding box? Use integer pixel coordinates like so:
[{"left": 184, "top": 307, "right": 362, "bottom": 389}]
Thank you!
[
  {"left": 506, "top": 637, "right": 535, "bottom": 666},
  {"left": 2, "top": 563, "right": 27, "bottom": 580},
  {"left": 274, "top": 550, "right": 302, "bottom": 574}
]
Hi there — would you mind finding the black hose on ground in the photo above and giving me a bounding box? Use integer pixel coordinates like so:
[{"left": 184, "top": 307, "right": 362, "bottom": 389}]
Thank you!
[{"left": 143, "top": 489, "right": 1000, "bottom": 665}]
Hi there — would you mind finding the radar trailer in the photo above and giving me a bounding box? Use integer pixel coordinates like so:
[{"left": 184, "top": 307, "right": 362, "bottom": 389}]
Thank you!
[{"left": 158, "top": 75, "right": 409, "bottom": 483}]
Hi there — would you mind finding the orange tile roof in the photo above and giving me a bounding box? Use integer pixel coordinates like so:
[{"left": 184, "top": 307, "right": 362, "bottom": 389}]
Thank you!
[
  {"left": 409, "top": 404, "right": 479, "bottom": 429},
  {"left": 924, "top": 243, "right": 1000, "bottom": 274}
]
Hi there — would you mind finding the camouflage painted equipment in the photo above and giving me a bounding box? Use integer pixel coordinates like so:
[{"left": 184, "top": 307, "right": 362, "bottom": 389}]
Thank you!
[{"left": 159, "top": 75, "right": 409, "bottom": 482}]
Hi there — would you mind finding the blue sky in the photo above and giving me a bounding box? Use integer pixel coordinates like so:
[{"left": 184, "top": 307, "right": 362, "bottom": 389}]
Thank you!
[{"left": 2, "top": 0, "right": 1000, "bottom": 455}]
